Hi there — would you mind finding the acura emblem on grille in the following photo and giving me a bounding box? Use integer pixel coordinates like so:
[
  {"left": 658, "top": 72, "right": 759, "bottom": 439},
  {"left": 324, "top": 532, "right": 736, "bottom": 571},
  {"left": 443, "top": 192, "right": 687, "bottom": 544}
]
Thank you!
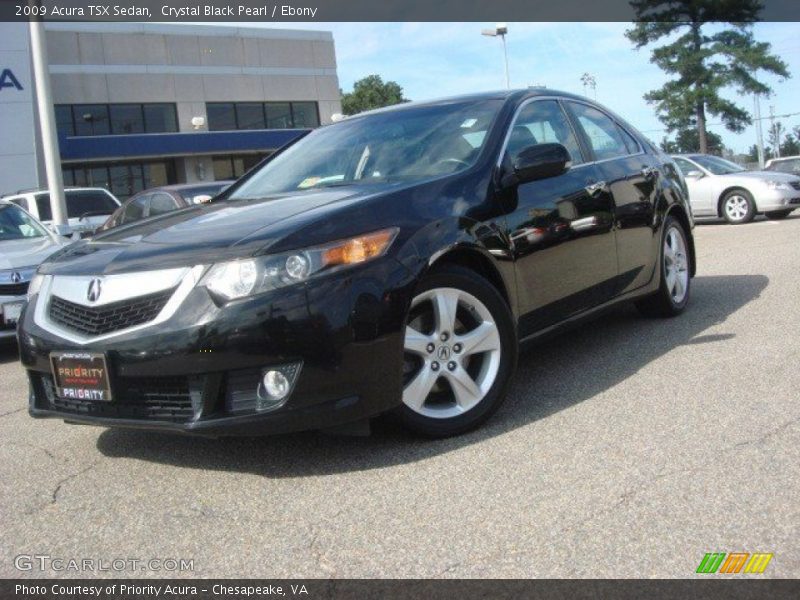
[
  {"left": 10, "top": 272, "right": 21, "bottom": 283},
  {"left": 87, "top": 279, "right": 102, "bottom": 302}
]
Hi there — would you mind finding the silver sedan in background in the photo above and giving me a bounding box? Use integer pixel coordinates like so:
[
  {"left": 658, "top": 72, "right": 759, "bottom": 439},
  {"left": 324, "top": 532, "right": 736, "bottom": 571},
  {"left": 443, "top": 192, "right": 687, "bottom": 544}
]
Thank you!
[
  {"left": 672, "top": 154, "right": 800, "bottom": 224},
  {"left": 0, "top": 201, "right": 68, "bottom": 340}
]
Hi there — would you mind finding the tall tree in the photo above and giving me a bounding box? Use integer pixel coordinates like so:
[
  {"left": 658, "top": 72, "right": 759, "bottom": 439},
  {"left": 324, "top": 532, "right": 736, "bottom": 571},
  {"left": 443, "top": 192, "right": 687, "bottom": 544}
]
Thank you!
[
  {"left": 340, "top": 75, "right": 408, "bottom": 116},
  {"left": 626, "top": 1, "right": 789, "bottom": 154},
  {"left": 662, "top": 127, "right": 725, "bottom": 155},
  {"left": 767, "top": 120, "right": 785, "bottom": 154},
  {"left": 780, "top": 133, "right": 800, "bottom": 157}
]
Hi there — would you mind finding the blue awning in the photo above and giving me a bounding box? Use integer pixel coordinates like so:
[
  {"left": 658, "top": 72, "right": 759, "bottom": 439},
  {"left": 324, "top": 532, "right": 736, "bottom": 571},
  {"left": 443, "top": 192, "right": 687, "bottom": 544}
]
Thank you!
[{"left": 59, "top": 129, "right": 308, "bottom": 162}]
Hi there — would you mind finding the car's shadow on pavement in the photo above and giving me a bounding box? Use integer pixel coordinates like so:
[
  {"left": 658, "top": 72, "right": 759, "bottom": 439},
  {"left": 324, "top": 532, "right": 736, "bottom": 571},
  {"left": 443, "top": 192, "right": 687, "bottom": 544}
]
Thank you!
[
  {"left": 0, "top": 342, "right": 20, "bottom": 365},
  {"left": 96, "top": 274, "right": 768, "bottom": 477}
]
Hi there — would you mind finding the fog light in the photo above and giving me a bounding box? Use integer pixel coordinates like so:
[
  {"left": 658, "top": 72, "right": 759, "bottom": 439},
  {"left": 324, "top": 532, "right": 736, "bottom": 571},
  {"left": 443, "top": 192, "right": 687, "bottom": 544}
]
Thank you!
[
  {"left": 264, "top": 370, "right": 289, "bottom": 399},
  {"left": 255, "top": 363, "right": 302, "bottom": 411}
]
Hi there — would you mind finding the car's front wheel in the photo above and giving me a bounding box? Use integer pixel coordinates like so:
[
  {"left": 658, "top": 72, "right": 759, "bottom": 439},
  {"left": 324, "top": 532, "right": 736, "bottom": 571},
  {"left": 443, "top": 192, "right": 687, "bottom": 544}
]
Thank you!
[
  {"left": 721, "top": 189, "right": 756, "bottom": 224},
  {"left": 397, "top": 265, "right": 516, "bottom": 437}
]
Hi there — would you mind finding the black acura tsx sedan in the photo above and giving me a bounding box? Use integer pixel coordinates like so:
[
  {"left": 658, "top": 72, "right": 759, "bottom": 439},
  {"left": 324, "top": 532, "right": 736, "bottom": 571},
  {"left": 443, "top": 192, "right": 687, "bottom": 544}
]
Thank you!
[{"left": 19, "top": 89, "right": 695, "bottom": 438}]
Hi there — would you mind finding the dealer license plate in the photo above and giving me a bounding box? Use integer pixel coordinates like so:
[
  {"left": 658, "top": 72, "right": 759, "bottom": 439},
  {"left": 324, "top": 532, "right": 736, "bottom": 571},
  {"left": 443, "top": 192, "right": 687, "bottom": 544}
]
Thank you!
[
  {"left": 2, "top": 301, "right": 24, "bottom": 325},
  {"left": 50, "top": 352, "right": 113, "bottom": 402}
]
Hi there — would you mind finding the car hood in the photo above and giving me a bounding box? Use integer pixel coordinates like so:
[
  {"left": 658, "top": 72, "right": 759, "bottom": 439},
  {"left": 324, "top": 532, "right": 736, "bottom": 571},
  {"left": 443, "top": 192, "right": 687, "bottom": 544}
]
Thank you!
[
  {"left": 721, "top": 170, "right": 800, "bottom": 182},
  {"left": 0, "top": 236, "right": 64, "bottom": 270},
  {"left": 38, "top": 186, "right": 386, "bottom": 276}
]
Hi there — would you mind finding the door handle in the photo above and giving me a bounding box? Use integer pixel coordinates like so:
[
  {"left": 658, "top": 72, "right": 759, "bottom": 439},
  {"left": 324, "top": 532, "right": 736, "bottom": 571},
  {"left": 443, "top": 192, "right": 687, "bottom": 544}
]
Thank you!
[
  {"left": 641, "top": 166, "right": 659, "bottom": 179},
  {"left": 585, "top": 181, "right": 608, "bottom": 196}
]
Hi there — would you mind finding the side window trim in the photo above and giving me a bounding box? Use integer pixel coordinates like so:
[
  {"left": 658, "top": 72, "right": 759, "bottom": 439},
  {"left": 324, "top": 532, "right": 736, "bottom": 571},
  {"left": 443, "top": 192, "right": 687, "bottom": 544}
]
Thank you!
[{"left": 496, "top": 96, "right": 589, "bottom": 169}]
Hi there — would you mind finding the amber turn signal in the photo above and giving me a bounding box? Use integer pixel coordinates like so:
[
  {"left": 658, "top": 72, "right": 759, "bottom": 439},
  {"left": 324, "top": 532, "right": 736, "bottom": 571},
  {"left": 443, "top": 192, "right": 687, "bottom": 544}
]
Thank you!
[{"left": 322, "top": 229, "right": 397, "bottom": 267}]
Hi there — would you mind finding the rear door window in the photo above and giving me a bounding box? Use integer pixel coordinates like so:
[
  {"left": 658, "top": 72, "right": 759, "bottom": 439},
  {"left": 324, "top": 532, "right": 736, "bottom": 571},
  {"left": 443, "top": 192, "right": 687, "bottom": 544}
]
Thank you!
[
  {"left": 34, "top": 195, "right": 53, "bottom": 221},
  {"left": 121, "top": 196, "right": 148, "bottom": 223},
  {"left": 567, "top": 102, "right": 631, "bottom": 161},
  {"left": 148, "top": 192, "right": 179, "bottom": 216},
  {"left": 64, "top": 190, "right": 119, "bottom": 218}
]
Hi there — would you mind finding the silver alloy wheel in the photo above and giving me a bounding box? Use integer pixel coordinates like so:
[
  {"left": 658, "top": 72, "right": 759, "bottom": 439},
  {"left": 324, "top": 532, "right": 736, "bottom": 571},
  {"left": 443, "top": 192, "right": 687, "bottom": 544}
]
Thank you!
[
  {"left": 403, "top": 287, "right": 502, "bottom": 419},
  {"left": 664, "top": 225, "right": 689, "bottom": 304},
  {"left": 724, "top": 194, "right": 750, "bottom": 222}
]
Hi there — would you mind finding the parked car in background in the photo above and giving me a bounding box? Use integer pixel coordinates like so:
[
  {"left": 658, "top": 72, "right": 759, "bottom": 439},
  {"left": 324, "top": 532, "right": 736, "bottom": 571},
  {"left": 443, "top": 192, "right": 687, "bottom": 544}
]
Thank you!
[
  {"left": 1, "top": 188, "right": 120, "bottom": 237},
  {"left": 20, "top": 90, "right": 696, "bottom": 438},
  {"left": 765, "top": 155, "right": 800, "bottom": 176},
  {"left": 98, "top": 181, "right": 234, "bottom": 231},
  {"left": 0, "top": 201, "right": 67, "bottom": 341},
  {"left": 672, "top": 154, "right": 800, "bottom": 224}
]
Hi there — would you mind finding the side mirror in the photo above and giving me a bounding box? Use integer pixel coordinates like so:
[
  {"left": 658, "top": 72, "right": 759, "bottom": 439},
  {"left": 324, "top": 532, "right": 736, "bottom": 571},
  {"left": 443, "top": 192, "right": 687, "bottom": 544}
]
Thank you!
[
  {"left": 502, "top": 143, "right": 571, "bottom": 188},
  {"left": 685, "top": 170, "right": 704, "bottom": 180}
]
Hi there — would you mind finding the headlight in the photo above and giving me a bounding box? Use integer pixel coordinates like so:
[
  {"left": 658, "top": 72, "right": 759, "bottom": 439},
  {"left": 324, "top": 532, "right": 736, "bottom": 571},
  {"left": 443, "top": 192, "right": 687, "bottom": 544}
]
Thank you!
[
  {"left": 27, "top": 273, "right": 45, "bottom": 299},
  {"left": 766, "top": 180, "right": 790, "bottom": 190},
  {"left": 201, "top": 228, "right": 398, "bottom": 302}
]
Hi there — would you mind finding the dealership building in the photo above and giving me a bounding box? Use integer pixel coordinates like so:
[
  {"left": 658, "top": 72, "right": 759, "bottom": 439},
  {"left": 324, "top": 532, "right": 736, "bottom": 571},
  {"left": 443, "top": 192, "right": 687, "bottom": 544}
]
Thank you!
[{"left": 0, "top": 22, "right": 341, "bottom": 199}]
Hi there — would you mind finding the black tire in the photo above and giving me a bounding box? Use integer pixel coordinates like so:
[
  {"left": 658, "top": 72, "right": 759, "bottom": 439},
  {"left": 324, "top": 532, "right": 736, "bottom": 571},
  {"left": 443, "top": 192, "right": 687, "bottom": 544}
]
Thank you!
[
  {"left": 396, "top": 264, "right": 517, "bottom": 438},
  {"left": 635, "top": 215, "right": 691, "bottom": 318},
  {"left": 765, "top": 210, "right": 792, "bottom": 220},
  {"left": 720, "top": 189, "right": 756, "bottom": 224}
]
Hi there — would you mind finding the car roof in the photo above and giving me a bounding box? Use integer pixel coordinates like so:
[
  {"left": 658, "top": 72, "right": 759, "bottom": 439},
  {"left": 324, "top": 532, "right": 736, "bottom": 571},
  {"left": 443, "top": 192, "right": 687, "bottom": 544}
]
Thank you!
[
  {"left": 348, "top": 88, "right": 588, "bottom": 119},
  {"left": 1, "top": 187, "right": 114, "bottom": 199},
  {"left": 154, "top": 181, "right": 235, "bottom": 192}
]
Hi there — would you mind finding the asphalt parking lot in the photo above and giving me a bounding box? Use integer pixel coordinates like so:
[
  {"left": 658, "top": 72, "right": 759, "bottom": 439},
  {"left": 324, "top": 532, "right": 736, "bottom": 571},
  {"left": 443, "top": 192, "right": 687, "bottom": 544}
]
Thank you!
[{"left": 1, "top": 215, "right": 798, "bottom": 579}]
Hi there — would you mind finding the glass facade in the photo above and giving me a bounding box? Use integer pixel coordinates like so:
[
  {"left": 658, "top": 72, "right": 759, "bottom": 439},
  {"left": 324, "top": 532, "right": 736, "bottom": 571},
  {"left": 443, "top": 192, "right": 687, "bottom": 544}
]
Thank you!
[
  {"left": 62, "top": 160, "right": 176, "bottom": 200},
  {"left": 212, "top": 154, "right": 268, "bottom": 180},
  {"left": 207, "top": 102, "right": 320, "bottom": 131},
  {"left": 56, "top": 104, "right": 178, "bottom": 137}
]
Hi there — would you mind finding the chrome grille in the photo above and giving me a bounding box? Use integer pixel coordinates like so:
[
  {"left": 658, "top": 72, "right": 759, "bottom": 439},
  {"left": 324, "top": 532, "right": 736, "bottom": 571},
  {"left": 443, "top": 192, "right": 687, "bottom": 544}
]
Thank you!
[{"left": 48, "top": 288, "right": 175, "bottom": 336}]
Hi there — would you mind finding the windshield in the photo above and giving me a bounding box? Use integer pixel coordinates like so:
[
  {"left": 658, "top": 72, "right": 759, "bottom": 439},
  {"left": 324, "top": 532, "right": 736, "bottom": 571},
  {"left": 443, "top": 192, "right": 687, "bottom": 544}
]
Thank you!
[
  {"left": 0, "top": 204, "right": 48, "bottom": 241},
  {"left": 230, "top": 99, "right": 503, "bottom": 198},
  {"left": 690, "top": 155, "right": 745, "bottom": 175}
]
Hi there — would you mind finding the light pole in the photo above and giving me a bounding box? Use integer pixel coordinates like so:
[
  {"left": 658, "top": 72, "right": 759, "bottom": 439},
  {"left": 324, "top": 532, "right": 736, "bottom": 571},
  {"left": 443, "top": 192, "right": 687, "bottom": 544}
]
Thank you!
[
  {"left": 482, "top": 23, "right": 510, "bottom": 89},
  {"left": 754, "top": 93, "right": 765, "bottom": 169},
  {"left": 29, "top": 19, "right": 69, "bottom": 234},
  {"left": 580, "top": 73, "right": 597, "bottom": 100}
]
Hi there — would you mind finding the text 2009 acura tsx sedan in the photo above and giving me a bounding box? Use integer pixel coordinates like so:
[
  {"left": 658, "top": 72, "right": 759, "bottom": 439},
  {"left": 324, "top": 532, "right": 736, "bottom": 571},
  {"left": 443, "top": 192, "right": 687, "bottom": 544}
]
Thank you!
[{"left": 19, "top": 90, "right": 695, "bottom": 438}]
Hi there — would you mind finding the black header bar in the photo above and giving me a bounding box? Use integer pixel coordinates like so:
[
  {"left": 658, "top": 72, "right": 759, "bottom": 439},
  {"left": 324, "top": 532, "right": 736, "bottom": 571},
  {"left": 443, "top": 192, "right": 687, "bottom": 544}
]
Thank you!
[{"left": 3, "top": 0, "right": 800, "bottom": 23}]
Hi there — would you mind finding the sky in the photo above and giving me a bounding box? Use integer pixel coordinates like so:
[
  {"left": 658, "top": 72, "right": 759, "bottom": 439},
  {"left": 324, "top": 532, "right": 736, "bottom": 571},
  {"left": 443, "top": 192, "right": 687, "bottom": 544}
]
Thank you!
[{"left": 256, "top": 21, "right": 800, "bottom": 155}]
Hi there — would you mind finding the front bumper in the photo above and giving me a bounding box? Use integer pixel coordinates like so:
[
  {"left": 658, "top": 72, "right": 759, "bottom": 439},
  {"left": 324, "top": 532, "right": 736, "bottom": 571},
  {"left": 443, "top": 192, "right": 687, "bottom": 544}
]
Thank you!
[
  {"left": 756, "top": 187, "right": 800, "bottom": 212},
  {"left": 19, "top": 257, "right": 414, "bottom": 436},
  {"left": 0, "top": 293, "right": 25, "bottom": 340}
]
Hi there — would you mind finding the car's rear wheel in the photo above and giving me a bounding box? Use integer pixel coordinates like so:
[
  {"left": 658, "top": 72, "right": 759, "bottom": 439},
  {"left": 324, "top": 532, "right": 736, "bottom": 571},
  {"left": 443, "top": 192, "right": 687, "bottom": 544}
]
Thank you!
[
  {"left": 721, "top": 189, "right": 755, "bottom": 224},
  {"left": 636, "top": 215, "right": 691, "bottom": 318},
  {"left": 765, "top": 209, "right": 792, "bottom": 220},
  {"left": 397, "top": 265, "right": 516, "bottom": 437}
]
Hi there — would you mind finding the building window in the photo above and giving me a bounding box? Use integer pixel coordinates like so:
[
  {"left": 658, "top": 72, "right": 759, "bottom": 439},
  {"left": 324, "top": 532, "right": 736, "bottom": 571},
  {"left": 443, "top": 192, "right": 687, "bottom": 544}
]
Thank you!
[
  {"left": 56, "top": 104, "right": 178, "bottom": 137},
  {"left": 236, "top": 103, "right": 266, "bottom": 130},
  {"left": 206, "top": 103, "right": 237, "bottom": 131},
  {"left": 62, "top": 159, "right": 176, "bottom": 200},
  {"left": 143, "top": 104, "right": 178, "bottom": 133},
  {"left": 73, "top": 104, "right": 110, "bottom": 136},
  {"left": 212, "top": 154, "right": 268, "bottom": 180},
  {"left": 207, "top": 102, "right": 320, "bottom": 131},
  {"left": 291, "top": 102, "right": 320, "bottom": 129},
  {"left": 110, "top": 104, "right": 145, "bottom": 134}
]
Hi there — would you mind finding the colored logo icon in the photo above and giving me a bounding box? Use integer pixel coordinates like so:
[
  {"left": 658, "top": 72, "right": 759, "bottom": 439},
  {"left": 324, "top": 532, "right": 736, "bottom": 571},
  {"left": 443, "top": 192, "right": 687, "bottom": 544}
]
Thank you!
[{"left": 696, "top": 552, "right": 773, "bottom": 574}]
